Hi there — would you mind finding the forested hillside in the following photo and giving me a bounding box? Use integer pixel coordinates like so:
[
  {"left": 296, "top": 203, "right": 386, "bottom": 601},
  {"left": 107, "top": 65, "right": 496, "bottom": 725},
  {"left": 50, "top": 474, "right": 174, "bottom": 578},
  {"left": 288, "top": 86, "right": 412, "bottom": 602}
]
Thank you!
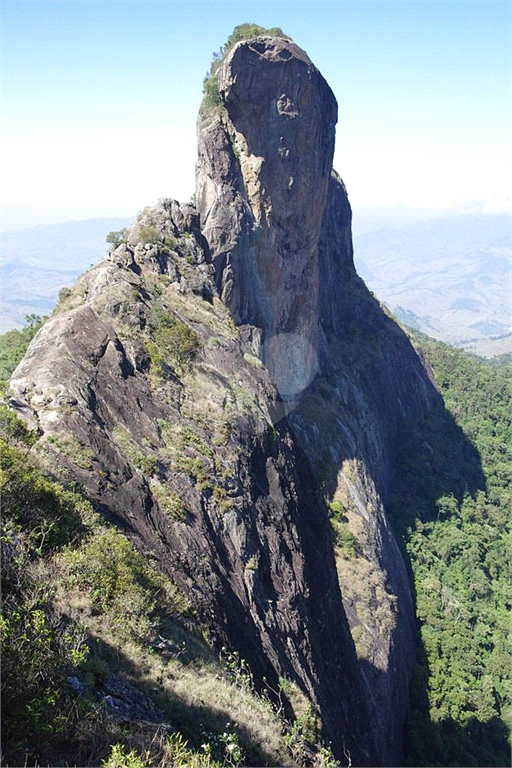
[{"left": 394, "top": 331, "right": 511, "bottom": 766}]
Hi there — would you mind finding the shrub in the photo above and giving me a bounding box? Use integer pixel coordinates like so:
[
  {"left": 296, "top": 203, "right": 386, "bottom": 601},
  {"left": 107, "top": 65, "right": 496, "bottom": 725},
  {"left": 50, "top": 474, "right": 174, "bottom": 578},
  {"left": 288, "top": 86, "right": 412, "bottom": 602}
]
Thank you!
[
  {"left": 175, "top": 455, "right": 212, "bottom": 492},
  {"left": 61, "top": 528, "right": 190, "bottom": 640},
  {"left": 332, "top": 521, "right": 360, "bottom": 558},
  {"left": 112, "top": 425, "right": 159, "bottom": 476},
  {"left": 0, "top": 439, "right": 90, "bottom": 554},
  {"left": 202, "top": 72, "right": 222, "bottom": 112},
  {"left": 139, "top": 225, "right": 161, "bottom": 246},
  {"left": 200, "top": 25, "right": 289, "bottom": 117},
  {"left": 47, "top": 431, "right": 96, "bottom": 471},
  {"left": 1, "top": 601, "right": 88, "bottom": 762},
  {"left": 58, "top": 285, "right": 73, "bottom": 304},
  {"left": 103, "top": 732, "right": 216, "bottom": 768},
  {"left": 163, "top": 235, "right": 177, "bottom": 251},
  {"left": 283, "top": 703, "right": 319, "bottom": 764},
  {"left": 0, "top": 436, "right": 94, "bottom": 765},
  {"left": 106, "top": 228, "right": 128, "bottom": 248},
  {"left": 179, "top": 425, "right": 214, "bottom": 459},
  {"left": 327, "top": 500, "right": 347, "bottom": 521},
  {"left": 222, "top": 24, "right": 287, "bottom": 58},
  {"left": 148, "top": 302, "right": 175, "bottom": 331},
  {"left": 150, "top": 479, "right": 186, "bottom": 522},
  {"left": 103, "top": 744, "right": 149, "bottom": 768},
  {"left": 148, "top": 321, "right": 200, "bottom": 377},
  {"left": 0, "top": 404, "right": 38, "bottom": 445}
]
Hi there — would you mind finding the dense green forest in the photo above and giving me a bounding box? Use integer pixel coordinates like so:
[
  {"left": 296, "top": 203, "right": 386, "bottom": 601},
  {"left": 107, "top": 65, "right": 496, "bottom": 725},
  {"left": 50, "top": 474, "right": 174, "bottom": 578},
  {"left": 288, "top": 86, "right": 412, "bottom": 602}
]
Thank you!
[
  {"left": 1, "top": 318, "right": 510, "bottom": 766},
  {"left": 395, "top": 331, "right": 511, "bottom": 766}
]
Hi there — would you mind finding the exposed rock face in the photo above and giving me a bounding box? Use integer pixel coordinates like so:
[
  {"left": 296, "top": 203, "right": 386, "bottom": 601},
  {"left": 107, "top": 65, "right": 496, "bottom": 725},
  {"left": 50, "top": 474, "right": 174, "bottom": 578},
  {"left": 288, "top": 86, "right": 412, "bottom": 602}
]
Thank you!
[
  {"left": 196, "top": 35, "right": 443, "bottom": 765},
  {"left": 8, "top": 32, "right": 445, "bottom": 768},
  {"left": 196, "top": 36, "right": 337, "bottom": 401},
  {"left": 8, "top": 200, "right": 376, "bottom": 765}
]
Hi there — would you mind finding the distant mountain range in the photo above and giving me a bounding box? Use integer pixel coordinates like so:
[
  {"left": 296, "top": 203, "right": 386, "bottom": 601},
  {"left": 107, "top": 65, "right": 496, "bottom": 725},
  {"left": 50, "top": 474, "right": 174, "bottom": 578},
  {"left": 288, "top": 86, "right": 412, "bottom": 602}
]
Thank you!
[
  {"left": 353, "top": 213, "right": 511, "bottom": 357},
  {"left": 1, "top": 212, "right": 510, "bottom": 356},
  {"left": 0, "top": 218, "right": 132, "bottom": 333}
]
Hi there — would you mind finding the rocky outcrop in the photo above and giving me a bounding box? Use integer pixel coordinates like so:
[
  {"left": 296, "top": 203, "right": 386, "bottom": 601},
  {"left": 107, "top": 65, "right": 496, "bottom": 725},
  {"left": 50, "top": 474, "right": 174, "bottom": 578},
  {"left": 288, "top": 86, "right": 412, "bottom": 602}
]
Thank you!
[
  {"left": 196, "top": 36, "right": 336, "bottom": 401},
  {"left": 8, "top": 31, "right": 445, "bottom": 767},
  {"left": 8, "top": 199, "right": 376, "bottom": 764},
  {"left": 196, "top": 34, "right": 443, "bottom": 765}
]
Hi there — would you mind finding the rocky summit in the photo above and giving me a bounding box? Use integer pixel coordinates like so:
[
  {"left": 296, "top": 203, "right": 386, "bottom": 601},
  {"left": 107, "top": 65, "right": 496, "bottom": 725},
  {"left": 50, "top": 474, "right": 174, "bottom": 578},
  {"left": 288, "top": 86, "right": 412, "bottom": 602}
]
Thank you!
[
  {"left": 8, "top": 30, "right": 444, "bottom": 766},
  {"left": 197, "top": 35, "right": 337, "bottom": 401}
]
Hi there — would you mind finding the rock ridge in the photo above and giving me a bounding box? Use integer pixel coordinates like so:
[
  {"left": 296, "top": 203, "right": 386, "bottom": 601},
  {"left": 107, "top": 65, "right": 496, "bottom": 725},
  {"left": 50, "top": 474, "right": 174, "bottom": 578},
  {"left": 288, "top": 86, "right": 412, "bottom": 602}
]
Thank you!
[
  {"left": 7, "top": 30, "right": 445, "bottom": 767},
  {"left": 8, "top": 198, "right": 376, "bottom": 764}
]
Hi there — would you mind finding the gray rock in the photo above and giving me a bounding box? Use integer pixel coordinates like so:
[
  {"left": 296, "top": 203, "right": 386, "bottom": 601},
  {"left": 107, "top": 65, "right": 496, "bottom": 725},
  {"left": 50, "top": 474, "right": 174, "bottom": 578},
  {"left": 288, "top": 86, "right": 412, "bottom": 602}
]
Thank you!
[
  {"left": 196, "top": 34, "right": 443, "bottom": 765},
  {"left": 197, "top": 36, "right": 337, "bottom": 402},
  {"left": 67, "top": 676, "right": 85, "bottom": 696},
  {"left": 100, "top": 673, "right": 174, "bottom": 730},
  {"left": 7, "top": 31, "right": 446, "bottom": 768}
]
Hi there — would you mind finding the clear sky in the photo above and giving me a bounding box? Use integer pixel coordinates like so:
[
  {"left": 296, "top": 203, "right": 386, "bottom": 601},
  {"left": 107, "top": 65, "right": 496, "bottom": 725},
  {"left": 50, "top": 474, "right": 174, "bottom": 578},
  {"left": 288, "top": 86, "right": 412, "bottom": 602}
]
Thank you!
[{"left": 2, "top": 0, "right": 511, "bottom": 230}]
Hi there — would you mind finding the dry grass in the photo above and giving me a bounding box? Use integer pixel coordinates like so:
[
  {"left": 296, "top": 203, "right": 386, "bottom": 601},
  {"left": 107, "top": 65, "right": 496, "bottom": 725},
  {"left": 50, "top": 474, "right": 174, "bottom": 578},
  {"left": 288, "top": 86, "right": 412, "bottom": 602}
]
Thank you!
[
  {"left": 53, "top": 566, "right": 288, "bottom": 767},
  {"left": 331, "top": 465, "right": 398, "bottom": 670},
  {"left": 162, "top": 290, "right": 239, "bottom": 342}
]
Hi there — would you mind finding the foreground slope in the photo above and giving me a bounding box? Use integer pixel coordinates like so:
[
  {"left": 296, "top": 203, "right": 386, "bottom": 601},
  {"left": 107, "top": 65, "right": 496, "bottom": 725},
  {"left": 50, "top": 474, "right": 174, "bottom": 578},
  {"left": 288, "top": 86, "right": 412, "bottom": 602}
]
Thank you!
[{"left": 7, "top": 28, "right": 447, "bottom": 765}]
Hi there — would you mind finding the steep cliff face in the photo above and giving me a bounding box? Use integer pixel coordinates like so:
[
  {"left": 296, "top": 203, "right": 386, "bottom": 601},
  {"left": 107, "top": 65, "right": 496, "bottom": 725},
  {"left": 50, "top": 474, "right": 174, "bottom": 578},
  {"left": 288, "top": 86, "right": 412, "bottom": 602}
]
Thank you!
[
  {"left": 293, "top": 167, "right": 441, "bottom": 761},
  {"left": 196, "top": 34, "right": 443, "bottom": 765},
  {"left": 7, "top": 31, "right": 445, "bottom": 767},
  {"left": 196, "top": 36, "right": 336, "bottom": 401}
]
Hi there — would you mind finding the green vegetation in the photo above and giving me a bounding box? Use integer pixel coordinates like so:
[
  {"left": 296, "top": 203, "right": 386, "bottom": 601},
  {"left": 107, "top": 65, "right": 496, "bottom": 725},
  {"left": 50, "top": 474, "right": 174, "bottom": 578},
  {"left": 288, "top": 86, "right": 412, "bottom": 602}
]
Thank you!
[
  {"left": 0, "top": 409, "right": 293, "bottom": 767},
  {"left": 175, "top": 454, "right": 212, "bottom": 492},
  {"left": 327, "top": 501, "right": 360, "bottom": 557},
  {"left": 108, "top": 224, "right": 178, "bottom": 254},
  {"left": 61, "top": 528, "right": 191, "bottom": 642},
  {"left": 179, "top": 424, "right": 214, "bottom": 459},
  {"left": 138, "top": 224, "right": 161, "bottom": 246},
  {"left": 150, "top": 478, "right": 186, "bottom": 522},
  {"left": 391, "top": 332, "right": 511, "bottom": 766},
  {"left": 102, "top": 733, "right": 215, "bottom": 768},
  {"left": 487, "top": 352, "right": 512, "bottom": 368},
  {"left": 2, "top": 297, "right": 509, "bottom": 766},
  {"left": 0, "top": 314, "right": 47, "bottom": 382},
  {"left": 47, "top": 431, "right": 96, "bottom": 471},
  {"left": 112, "top": 425, "right": 159, "bottom": 476},
  {"left": 106, "top": 228, "right": 128, "bottom": 249},
  {"left": 0, "top": 335, "right": 324, "bottom": 767},
  {"left": 147, "top": 321, "right": 199, "bottom": 376},
  {"left": 146, "top": 301, "right": 200, "bottom": 378},
  {"left": 200, "top": 24, "right": 289, "bottom": 115},
  {"left": 1, "top": 415, "right": 94, "bottom": 765}
]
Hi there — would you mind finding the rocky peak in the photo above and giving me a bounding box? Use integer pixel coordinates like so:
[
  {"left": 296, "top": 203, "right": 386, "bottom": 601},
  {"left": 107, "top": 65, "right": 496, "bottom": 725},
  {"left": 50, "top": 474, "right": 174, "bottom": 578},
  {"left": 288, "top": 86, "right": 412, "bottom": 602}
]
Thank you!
[
  {"left": 6, "top": 27, "right": 446, "bottom": 767},
  {"left": 198, "top": 30, "right": 443, "bottom": 766},
  {"left": 196, "top": 35, "right": 337, "bottom": 401}
]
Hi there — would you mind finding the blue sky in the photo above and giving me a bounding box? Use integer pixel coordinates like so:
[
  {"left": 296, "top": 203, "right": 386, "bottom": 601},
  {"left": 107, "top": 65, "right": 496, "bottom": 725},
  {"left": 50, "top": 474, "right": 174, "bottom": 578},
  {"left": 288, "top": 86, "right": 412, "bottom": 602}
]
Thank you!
[{"left": 2, "top": 0, "right": 511, "bottom": 229}]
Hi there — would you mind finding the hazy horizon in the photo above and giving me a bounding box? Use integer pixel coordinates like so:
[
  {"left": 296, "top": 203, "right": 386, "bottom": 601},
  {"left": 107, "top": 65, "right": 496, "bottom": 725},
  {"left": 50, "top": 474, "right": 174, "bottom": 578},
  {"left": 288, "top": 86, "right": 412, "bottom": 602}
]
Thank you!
[{"left": 2, "top": 198, "right": 510, "bottom": 235}]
